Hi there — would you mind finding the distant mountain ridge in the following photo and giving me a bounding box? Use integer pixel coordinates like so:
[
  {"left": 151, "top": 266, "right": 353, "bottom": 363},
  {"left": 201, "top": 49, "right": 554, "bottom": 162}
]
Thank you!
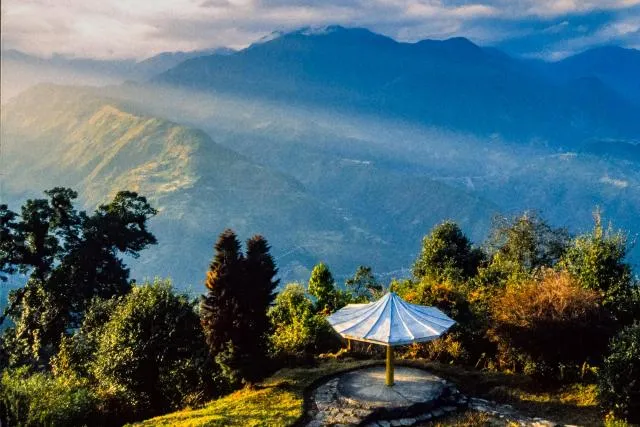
[
  {"left": 154, "top": 26, "right": 640, "bottom": 145},
  {"left": 0, "top": 47, "right": 234, "bottom": 101},
  {"left": 537, "top": 46, "right": 640, "bottom": 105}
]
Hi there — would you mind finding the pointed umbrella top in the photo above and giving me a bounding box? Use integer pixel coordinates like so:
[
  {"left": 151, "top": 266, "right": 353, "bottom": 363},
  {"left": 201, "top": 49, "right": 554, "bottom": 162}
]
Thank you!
[{"left": 327, "top": 292, "right": 455, "bottom": 346}]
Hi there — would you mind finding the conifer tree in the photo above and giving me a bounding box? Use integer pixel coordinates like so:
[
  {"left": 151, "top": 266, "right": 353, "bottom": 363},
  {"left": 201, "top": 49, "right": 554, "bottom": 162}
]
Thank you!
[
  {"left": 200, "top": 229, "right": 243, "bottom": 359},
  {"left": 200, "top": 230, "right": 278, "bottom": 384},
  {"left": 241, "top": 235, "right": 278, "bottom": 381}
]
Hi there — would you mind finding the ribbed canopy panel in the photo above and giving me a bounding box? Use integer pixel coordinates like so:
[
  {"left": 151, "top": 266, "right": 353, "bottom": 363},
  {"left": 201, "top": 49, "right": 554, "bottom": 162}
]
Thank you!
[{"left": 327, "top": 292, "right": 455, "bottom": 346}]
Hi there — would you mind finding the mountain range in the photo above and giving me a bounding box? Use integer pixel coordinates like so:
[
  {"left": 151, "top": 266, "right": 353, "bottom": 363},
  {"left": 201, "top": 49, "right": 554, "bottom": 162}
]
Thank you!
[
  {"left": 1, "top": 26, "right": 639, "bottom": 290},
  {"left": 0, "top": 47, "right": 234, "bottom": 102}
]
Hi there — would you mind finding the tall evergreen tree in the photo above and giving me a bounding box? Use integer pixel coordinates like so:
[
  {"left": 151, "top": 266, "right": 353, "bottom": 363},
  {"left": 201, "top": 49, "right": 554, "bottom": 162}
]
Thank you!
[
  {"left": 200, "top": 229, "right": 243, "bottom": 358},
  {"left": 200, "top": 230, "right": 278, "bottom": 384},
  {"left": 241, "top": 235, "right": 278, "bottom": 381}
]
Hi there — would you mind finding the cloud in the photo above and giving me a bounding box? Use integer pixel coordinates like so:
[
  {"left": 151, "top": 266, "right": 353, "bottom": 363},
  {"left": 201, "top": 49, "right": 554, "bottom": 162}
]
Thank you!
[{"left": 1, "top": 0, "right": 639, "bottom": 59}]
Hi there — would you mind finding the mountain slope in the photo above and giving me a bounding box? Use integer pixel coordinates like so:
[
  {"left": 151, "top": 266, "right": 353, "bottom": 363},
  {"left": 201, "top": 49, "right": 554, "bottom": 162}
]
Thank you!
[
  {"left": 154, "top": 26, "right": 640, "bottom": 144},
  {"left": 1, "top": 83, "right": 503, "bottom": 285},
  {"left": 0, "top": 84, "right": 403, "bottom": 285}
]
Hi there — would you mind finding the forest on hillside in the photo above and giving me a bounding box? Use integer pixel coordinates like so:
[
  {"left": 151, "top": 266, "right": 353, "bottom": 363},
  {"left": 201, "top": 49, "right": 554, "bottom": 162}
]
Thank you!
[{"left": 1, "top": 188, "right": 639, "bottom": 426}]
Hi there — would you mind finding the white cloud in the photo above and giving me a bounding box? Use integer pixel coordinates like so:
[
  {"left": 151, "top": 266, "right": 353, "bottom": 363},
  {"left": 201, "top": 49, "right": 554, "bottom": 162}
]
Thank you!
[{"left": 1, "top": 0, "right": 639, "bottom": 58}]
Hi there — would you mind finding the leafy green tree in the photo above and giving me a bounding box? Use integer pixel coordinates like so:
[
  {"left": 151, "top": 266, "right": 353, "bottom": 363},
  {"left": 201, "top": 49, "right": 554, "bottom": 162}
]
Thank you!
[
  {"left": 345, "top": 265, "right": 383, "bottom": 302},
  {"left": 1, "top": 188, "right": 157, "bottom": 367},
  {"left": 413, "top": 221, "right": 485, "bottom": 283},
  {"left": 89, "top": 280, "right": 213, "bottom": 419},
  {"left": 308, "top": 262, "right": 348, "bottom": 313},
  {"left": 200, "top": 230, "right": 279, "bottom": 384},
  {"left": 269, "top": 283, "right": 339, "bottom": 356},
  {"left": 0, "top": 205, "right": 19, "bottom": 282},
  {"left": 560, "top": 212, "right": 634, "bottom": 316},
  {"left": 482, "top": 211, "right": 570, "bottom": 286}
]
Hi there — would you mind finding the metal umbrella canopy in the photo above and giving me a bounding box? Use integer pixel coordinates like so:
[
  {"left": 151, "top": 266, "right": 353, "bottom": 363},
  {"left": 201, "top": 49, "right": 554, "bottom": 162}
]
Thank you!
[{"left": 327, "top": 292, "right": 455, "bottom": 386}]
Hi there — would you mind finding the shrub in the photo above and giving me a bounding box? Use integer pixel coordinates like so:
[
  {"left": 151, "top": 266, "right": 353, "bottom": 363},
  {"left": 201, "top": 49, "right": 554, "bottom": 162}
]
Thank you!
[
  {"left": 90, "top": 280, "right": 215, "bottom": 419},
  {"left": 489, "top": 270, "right": 613, "bottom": 380},
  {"left": 598, "top": 322, "right": 640, "bottom": 422},
  {"left": 269, "top": 283, "right": 340, "bottom": 357},
  {"left": 560, "top": 214, "right": 635, "bottom": 320},
  {"left": 394, "top": 278, "right": 492, "bottom": 365},
  {"left": 0, "top": 367, "right": 101, "bottom": 427}
]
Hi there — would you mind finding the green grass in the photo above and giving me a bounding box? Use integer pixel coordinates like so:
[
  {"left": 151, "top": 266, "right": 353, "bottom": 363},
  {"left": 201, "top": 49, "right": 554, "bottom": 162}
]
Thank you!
[
  {"left": 131, "top": 358, "right": 378, "bottom": 427},
  {"left": 134, "top": 357, "right": 603, "bottom": 427}
]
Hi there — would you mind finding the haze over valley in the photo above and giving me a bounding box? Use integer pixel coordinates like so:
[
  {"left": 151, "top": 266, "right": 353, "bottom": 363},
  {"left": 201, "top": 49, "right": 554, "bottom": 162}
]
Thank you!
[{"left": 2, "top": 26, "right": 639, "bottom": 288}]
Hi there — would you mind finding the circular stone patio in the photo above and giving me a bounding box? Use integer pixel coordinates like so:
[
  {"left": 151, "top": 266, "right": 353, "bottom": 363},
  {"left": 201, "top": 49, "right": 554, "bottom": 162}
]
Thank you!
[
  {"left": 338, "top": 366, "right": 446, "bottom": 408},
  {"left": 307, "top": 366, "right": 463, "bottom": 426}
]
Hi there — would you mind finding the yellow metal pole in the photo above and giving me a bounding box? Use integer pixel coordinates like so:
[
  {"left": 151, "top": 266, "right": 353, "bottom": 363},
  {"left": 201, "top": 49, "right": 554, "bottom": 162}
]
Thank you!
[
  {"left": 347, "top": 339, "right": 351, "bottom": 351},
  {"left": 386, "top": 345, "right": 394, "bottom": 386}
]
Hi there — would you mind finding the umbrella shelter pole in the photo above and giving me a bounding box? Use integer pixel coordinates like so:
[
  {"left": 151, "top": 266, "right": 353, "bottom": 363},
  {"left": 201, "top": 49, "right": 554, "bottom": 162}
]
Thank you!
[{"left": 385, "top": 345, "right": 394, "bottom": 386}]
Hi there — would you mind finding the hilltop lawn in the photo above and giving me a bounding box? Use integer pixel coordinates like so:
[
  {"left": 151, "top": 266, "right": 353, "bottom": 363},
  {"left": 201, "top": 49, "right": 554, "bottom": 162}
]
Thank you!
[
  {"left": 131, "top": 358, "right": 378, "bottom": 427},
  {"left": 133, "top": 358, "right": 601, "bottom": 427}
]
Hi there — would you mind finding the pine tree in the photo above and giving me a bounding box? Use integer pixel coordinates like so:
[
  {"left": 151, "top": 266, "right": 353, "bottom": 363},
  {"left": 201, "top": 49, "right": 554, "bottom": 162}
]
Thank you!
[
  {"left": 200, "top": 229, "right": 243, "bottom": 360},
  {"left": 240, "top": 235, "right": 278, "bottom": 381},
  {"left": 200, "top": 230, "right": 278, "bottom": 384}
]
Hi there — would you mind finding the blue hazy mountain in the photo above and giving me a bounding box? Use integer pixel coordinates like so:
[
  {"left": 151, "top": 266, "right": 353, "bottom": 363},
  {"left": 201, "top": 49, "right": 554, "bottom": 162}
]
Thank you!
[
  {"left": 1, "top": 47, "right": 233, "bottom": 101},
  {"left": 539, "top": 46, "right": 640, "bottom": 106},
  {"left": 155, "top": 26, "right": 640, "bottom": 145},
  {"left": 1, "top": 84, "right": 498, "bottom": 285}
]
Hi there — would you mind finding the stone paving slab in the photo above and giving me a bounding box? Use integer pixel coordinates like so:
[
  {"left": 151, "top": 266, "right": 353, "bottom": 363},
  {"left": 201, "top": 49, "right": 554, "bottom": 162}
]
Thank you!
[
  {"left": 307, "top": 366, "right": 456, "bottom": 426},
  {"left": 338, "top": 366, "right": 446, "bottom": 408}
]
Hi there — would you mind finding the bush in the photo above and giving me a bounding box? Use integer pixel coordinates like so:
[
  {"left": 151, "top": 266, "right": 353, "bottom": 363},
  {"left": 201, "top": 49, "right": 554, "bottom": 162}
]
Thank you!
[
  {"left": 393, "top": 278, "right": 493, "bottom": 366},
  {"left": 560, "top": 215, "right": 635, "bottom": 321},
  {"left": 269, "top": 283, "right": 340, "bottom": 357},
  {"left": 0, "top": 367, "right": 101, "bottom": 427},
  {"left": 489, "top": 270, "right": 613, "bottom": 380},
  {"left": 89, "top": 280, "right": 216, "bottom": 419},
  {"left": 598, "top": 322, "right": 640, "bottom": 422}
]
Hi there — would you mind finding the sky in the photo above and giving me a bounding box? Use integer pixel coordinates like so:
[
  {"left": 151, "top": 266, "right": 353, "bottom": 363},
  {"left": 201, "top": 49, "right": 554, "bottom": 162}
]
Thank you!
[{"left": 1, "top": 0, "right": 639, "bottom": 60}]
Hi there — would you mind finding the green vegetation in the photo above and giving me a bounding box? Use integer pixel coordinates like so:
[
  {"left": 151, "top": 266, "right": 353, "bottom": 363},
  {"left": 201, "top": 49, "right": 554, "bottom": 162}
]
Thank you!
[
  {"left": 200, "top": 230, "right": 278, "bottom": 386},
  {"left": 0, "top": 188, "right": 156, "bottom": 368},
  {"left": 1, "top": 187, "right": 639, "bottom": 425},
  {"left": 132, "top": 358, "right": 378, "bottom": 427},
  {"left": 598, "top": 322, "right": 640, "bottom": 421},
  {"left": 268, "top": 283, "right": 339, "bottom": 358}
]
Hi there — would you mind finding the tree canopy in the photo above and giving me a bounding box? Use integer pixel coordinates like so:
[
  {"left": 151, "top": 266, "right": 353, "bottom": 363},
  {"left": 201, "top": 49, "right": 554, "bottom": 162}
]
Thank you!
[{"left": 0, "top": 188, "right": 157, "bottom": 367}]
